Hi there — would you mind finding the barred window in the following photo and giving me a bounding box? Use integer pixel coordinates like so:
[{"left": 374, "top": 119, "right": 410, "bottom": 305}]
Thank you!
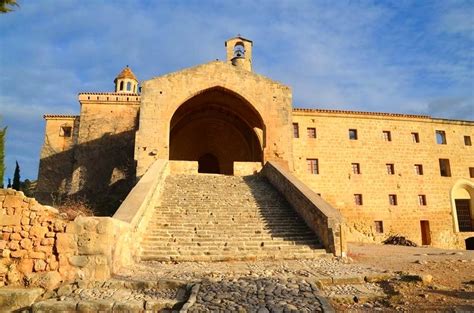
[
  {"left": 307, "top": 159, "right": 319, "bottom": 174},
  {"left": 389, "top": 194, "right": 398, "bottom": 205},
  {"left": 375, "top": 221, "right": 384, "bottom": 233},
  {"left": 415, "top": 164, "right": 423, "bottom": 175},
  {"left": 386, "top": 163, "right": 395, "bottom": 175},
  {"left": 351, "top": 163, "right": 361, "bottom": 174},
  {"left": 293, "top": 123, "right": 299, "bottom": 138},
  {"left": 354, "top": 194, "right": 363, "bottom": 205},
  {"left": 418, "top": 195, "right": 427, "bottom": 206}
]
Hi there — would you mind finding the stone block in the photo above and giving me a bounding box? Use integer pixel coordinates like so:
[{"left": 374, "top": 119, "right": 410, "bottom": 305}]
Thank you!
[
  {"left": 66, "top": 222, "right": 83, "bottom": 234},
  {"left": 17, "top": 258, "right": 34, "bottom": 274},
  {"left": 29, "top": 251, "right": 46, "bottom": 259},
  {"left": 20, "top": 238, "right": 33, "bottom": 250},
  {"left": 0, "top": 287, "right": 44, "bottom": 312},
  {"left": 91, "top": 264, "right": 110, "bottom": 281},
  {"left": 34, "top": 259, "right": 47, "bottom": 271},
  {"left": 112, "top": 300, "right": 145, "bottom": 312},
  {"left": 32, "top": 299, "right": 77, "bottom": 312},
  {"left": 8, "top": 240, "right": 20, "bottom": 250},
  {"left": 41, "top": 238, "right": 55, "bottom": 246},
  {"left": 20, "top": 217, "right": 30, "bottom": 225},
  {"left": 76, "top": 232, "right": 109, "bottom": 255},
  {"left": 10, "top": 232, "right": 22, "bottom": 240},
  {"left": 69, "top": 255, "right": 89, "bottom": 267},
  {"left": 56, "top": 233, "right": 78, "bottom": 254},
  {"left": 0, "top": 213, "right": 21, "bottom": 226},
  {"left": 77, "top": 299, "right": 115, "bottom": 313},
  {"left": 3, "top": 195, "right": 24, "bottom": 208},
  {"left": 30, "top": 225, "right": 48, "bottom": 239},
  {"left": 31, "top": 271, "right": 62, "bottom": 291},
  {"left": 10, "top": 249, "right": 27, "bottom": 258}
]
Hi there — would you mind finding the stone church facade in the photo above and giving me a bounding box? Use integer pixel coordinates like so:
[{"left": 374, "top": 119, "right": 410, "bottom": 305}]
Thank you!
[{"left": 36, "top": 37, "right": 474, "bottom": 250}]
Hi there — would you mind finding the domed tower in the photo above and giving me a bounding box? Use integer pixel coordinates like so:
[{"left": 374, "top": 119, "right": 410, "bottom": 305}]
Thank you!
[
  {"left": 114, "top": 65, "right": 138, "bottom": 93},
  {"left": 225, "top": 36, "right": 253, "bottom": 71}
]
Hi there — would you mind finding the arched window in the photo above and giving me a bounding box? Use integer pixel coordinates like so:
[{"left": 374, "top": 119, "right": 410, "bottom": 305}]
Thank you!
[
  {"left": 126, "top": 82, "right": 132, "bottom": 91},
  {"left": 119, "top": 81, "right": 124, "bottom": 91},
  {"left": 233, "top": 42, "right": 245, "bottom": 57}
]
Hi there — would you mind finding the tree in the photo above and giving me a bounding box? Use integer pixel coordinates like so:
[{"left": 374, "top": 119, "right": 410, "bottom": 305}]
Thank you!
[
  {"left": 20, "top": 179, "right": 34, "bottom": 197},
  {"left": 12, "top": 161, "right": 20, "bottom": 191},
  {"left": 0, "top": 0, "right": 19, "bottom": 13},
  {"left": 0, "top": 127, "right": 5, "bottom": 188}
]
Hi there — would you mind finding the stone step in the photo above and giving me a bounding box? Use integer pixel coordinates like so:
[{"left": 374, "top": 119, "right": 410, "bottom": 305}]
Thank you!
[{"left": 139, "top": 174, "right": 325, "bottom": 262}]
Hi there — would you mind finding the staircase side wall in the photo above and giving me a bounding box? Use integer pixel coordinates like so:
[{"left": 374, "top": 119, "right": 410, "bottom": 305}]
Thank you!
[{"left": 262, "top": 162, "right": 347, "bottom": 256}]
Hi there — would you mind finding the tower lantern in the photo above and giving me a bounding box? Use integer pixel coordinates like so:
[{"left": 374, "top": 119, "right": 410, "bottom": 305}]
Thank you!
[{"left": 114, "top": 65, "right": 138, "bottom": 93}]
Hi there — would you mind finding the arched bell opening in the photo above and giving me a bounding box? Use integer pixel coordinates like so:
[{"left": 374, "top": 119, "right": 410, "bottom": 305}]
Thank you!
[{"left": 169, "top": 87, "right": 264, "bottom": 175}]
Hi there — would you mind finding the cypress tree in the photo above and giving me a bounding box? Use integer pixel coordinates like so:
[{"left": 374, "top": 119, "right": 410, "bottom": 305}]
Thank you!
[
  {"left": 12, "top": 161, "right": 20, "bottom": 191},
  {"left": 0, "top": 127, "right": 5, "bottom": 188}
]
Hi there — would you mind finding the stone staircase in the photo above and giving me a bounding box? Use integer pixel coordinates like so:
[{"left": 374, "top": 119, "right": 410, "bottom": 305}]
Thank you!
[{"left": 140, "top": 174, "right": 327, "bottom": 261}]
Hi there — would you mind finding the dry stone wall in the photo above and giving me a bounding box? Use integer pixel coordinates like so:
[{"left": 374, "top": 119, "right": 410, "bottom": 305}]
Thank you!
[{"left": 0, "top": 189, "right": 132, "bottom": 291}]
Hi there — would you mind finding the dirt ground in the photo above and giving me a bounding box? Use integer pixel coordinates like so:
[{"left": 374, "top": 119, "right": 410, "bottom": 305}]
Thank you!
[{"left": 330, "top": 242, "right": 474, "bottom": 312}]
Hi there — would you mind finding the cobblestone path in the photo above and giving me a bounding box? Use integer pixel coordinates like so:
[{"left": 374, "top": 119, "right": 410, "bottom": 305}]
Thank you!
[{"left": 189, "top": 277, "right": 329, "bottom": 313}]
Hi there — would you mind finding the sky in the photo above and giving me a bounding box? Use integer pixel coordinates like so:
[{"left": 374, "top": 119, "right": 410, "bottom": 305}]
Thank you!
[{"left": 0, "top": 0, "right": 473, "bottom": 183}]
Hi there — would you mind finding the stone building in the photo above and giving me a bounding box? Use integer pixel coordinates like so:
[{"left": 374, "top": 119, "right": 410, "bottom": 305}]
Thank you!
[{"left": 36, "top": 36, "right": 474, "bottom": 250}]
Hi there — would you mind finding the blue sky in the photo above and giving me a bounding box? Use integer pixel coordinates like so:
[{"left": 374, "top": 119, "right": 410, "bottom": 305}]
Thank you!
[{"left": 0, "top": 0, "right": 473, "bottom": 183}]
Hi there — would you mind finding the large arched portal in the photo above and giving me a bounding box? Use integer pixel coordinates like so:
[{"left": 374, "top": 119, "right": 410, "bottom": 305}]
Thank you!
[
  {"left": 169, "top": 87, "right": 264, "bottom": 175},
  {"left": 451, "top": 179, "right": 474, "bottom": 232}
]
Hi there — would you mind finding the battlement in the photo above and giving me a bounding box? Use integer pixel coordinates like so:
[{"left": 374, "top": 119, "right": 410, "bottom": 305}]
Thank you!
[
  {"left": 43, "top": 114, "right": 79, "bottom": 120},
  {"left": 78, "top": 92, "right": 141, "bottom": 104}
]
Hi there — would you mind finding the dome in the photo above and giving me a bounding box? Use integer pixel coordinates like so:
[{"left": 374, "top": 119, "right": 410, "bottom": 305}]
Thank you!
[{"left": 114, "top": 66, "right": 137, "bottom": 83}]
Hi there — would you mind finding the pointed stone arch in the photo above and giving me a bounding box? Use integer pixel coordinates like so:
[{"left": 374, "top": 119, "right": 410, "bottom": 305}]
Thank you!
[{"left": 169, "top": 86, "right": 264, "bottom": 175}]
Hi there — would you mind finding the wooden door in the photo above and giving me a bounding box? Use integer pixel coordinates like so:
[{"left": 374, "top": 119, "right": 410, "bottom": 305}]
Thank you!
[
  {"left": 455, "top": 199, "right": 473, "bottom": 232},
  {"left": 420, "top": 220, "right": 431, "bottom": 245}
]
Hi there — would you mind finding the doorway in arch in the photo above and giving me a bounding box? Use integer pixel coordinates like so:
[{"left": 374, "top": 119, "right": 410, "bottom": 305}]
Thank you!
[{"left": 198, "top": 153, "right": 220, "bottom": 174}]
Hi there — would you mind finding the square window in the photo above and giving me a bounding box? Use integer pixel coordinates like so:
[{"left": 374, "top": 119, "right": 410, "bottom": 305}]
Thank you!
[
  {"left": 354, "top": 194, "right": 363, "bottom": 205},
  {"left": 382, "top": 130, "right": 392, "bottom": 141},
  {"left": 464, "top": 136, "right": 472, "bottom": 146},
  {"left": 349, "top": 129, "right": 358, "bottom": 140},
  {"left": 415, "top": 164, "right": 423, "bottom": 175},
  {"left": 411, "top": 132, "right": 420, "bottom": 143},
  {"left": 418, "top": 195, "right": 427, "bottom": 206},
  {"left": 60, "top": 126, "right": 72, "bottom": 137},
  {"left": 374, "top": 221, "right": 384, "bottom": 234},
  {"left": 469, "top": 167, "right": 474, "bottom": 178},
  {"left": 439, "top": 159, "right": 451, "bottom": 177},
  {"left": 293, "top": 123, "right": 299, "bottom": 138},
  {"left": 436, "top": 130, "right": 447, "bottom": 144},
  {"left": 386, "top": 163, "right": 395, "bottom": 175},
  {"left": 351, "top": 163, "right": 361, "bottom": 174},
  {"left": 389, "top": 194, "right": 398, "bottom": 205},
  {"left": 307, "top": 127, "right": 316, "bottom": 139},
  {"left": 307, "top": 159, "right": 319, "bottom": 174}
]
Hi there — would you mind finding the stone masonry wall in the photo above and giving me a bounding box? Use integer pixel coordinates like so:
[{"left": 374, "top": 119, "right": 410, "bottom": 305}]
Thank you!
[
  {"left": 0, "top": 189, "right": 131, "bottom": 291},
  {"left": 1, "top": 189, "right": 67, "bottom": 290},
  {"left": 292, "top": 110, "right": 474, "bottom": 249}
]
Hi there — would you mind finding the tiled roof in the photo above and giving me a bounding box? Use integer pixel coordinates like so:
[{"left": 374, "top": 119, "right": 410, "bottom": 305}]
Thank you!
[
  {"left": 114, "top": 66, "right": 137, "bottom": 82},
  {"left": 293, "top": 108, "right": 430, "bottom": 119}
]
